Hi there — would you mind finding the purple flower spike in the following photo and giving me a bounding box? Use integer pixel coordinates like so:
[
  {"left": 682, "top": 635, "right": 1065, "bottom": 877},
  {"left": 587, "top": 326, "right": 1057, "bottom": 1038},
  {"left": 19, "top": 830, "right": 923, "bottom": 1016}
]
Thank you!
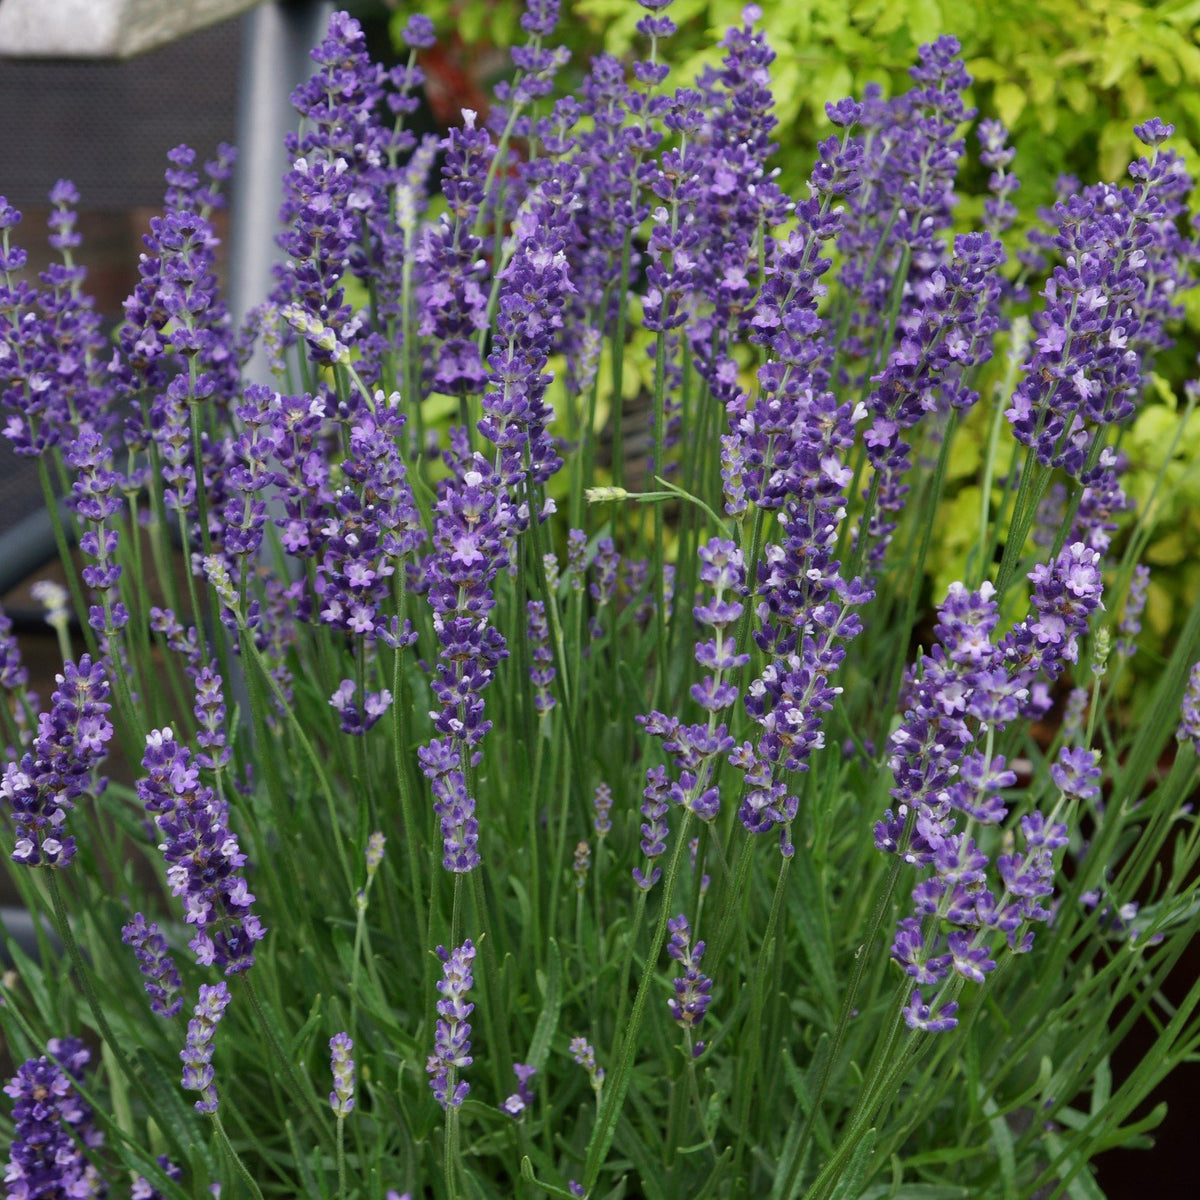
[
  {"left": 400, "top": 14, "right": 436, "bottom": 49},
  {"left": 181, "top": 982, "right": 231, "bottom": 1113},
  {"left": 4, "top": 1040, "right": 104, "bottom": 1200},
  {"left": 478, "top": 171, "right": 575, "bottom": 491},
  {"left": 593, "top": 783, "right": 612, "bottom": 838},
  {"left": 502, "top": 1062, "right": 537, "bottom": 1117},
  {"left": 632, "top": 767, "right": 670, "bottom": 891},
  {"left": 1179, "top": 662, "right": 1200, "bottom": 753},
  {"left": 1117, "top": 564, "right": 1150, "bottom": 657},
  {"left": 139, "top": 728, "right": 266, "bottom": 974},
  {"left": 0, "top": 605, "right": 29, "bottom": 693},
  {"left": 1, "top": 184, "right": 114, "bottom": 460},
  {"left": 424, "top": 748, "right": 481, "bottom": 875},
  {"left": 4, "top": 655, "right": 112, "bottom": 869},
  {"left": 527, "top": 601, "right": 557, "bottom": 715},
  {"left": 426, "top": 940, "right": 475, "bottom": 1109},
  {"left": 194, "top": 667, "right": 231, "bottom": 769},
  {"left": 122, "top": 913, "right": 184, "bottom": 1017},
  {"left": 1009, "top": 120, "right": 1195, "bottom": 491},
  {"left": 666, "top": 915, "right": 712, "bottom": 1033},
  {"left": 570, "top": 1037, "right": 605, "bottom": 1095},
  {"left": 330, "top": 1032, "right": 355, "bottom": 1117}
]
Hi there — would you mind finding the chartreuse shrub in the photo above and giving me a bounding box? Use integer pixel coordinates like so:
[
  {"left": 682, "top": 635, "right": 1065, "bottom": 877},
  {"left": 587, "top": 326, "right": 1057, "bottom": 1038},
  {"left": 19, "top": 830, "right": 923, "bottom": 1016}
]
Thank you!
[{"left": 3, "top": 3, "right": 1200, "bottom": 1199}]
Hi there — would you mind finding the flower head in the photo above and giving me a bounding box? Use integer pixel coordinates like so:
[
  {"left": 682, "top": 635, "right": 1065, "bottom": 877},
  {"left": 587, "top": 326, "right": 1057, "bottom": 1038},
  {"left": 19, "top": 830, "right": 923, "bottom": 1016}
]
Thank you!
[
  {"left": 181, "top": 983, "right": 232, "bottom": 1113},
  {"left": 426, "top": 940, "right": 476, "bottom": 1108}
]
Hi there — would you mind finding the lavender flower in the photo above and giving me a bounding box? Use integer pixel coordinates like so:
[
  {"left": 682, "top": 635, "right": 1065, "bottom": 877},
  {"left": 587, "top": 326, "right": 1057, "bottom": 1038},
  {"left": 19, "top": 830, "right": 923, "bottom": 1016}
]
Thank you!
[
  {"left": 0, "top": 605, "right": 29, "bottom": 693},
  {"left": 67, "top": 424, "right": 128, "bottom": 634},
  {"left": 416, "top": 110, "right": 494, "bottom": 396},
  {"left": 1117, "top": 564, "right": 1151, "bottom": 657},
  {"left": 573, "top": 840, "right": 591, "bottom": 889},
  {"left": 1008, "top": 122, "right": 1197, "bottom": 481},
  {"left": 193, "top": 667, "right": 231, "bottom": 770},
  {"left": 566, "top": 530, "right": 588, "bottom": 591},
  {"left": 1062, "top": 685, "right": 1089, "bottom": 742},
  {"left": 1051, "top": 746, "right": 1102, "bottom": 801},
  {"left": 666, "top": 915, "right": 712, "bottom": 1045},
  {"left": 139, "top": 728, "right": 265, "bottom": 973},
  {"left": 365, "top": 830, "right": 386, "bottom": 877},
  {"left": 1, "top": 183, "right": 112, "bottom": 459},
  {"left": 570, "top": 1037, "right": 605, "bottom": 1095},
  {"left": 527, "top": 600, "right": 557, "bottom": 715},
  {"left": 876, "top": 566, "right": 1083, "bottom": 1022},
  {"left": 417, "top": 448, "right": 518, "bottom": 876},
  {"left": 502, "top": 1063, "right": 537, "bottom": 1117},
  {"left": 861, "top": 230, "right": 1005, "bottom": 563},
  {"left": 902, "top": 990, "right": 959, "bottom": 1034},
  {"left": 273, "top": 13, "right": 392, "bottom": 364},
  {"left": 4, "top": 1039, "right": 104, "bottom": 1200},
  {"left": 593, "top": 782, "right": 612, "bottom": 838},
  {"left": 638, "top": 538, "right": 746, "bottom": 857},
  {"left": 329, "top": 1032, "right": 355, "bottom": 1117},
  {"left": 838, "top": 37, "right": 974, "bottom": 374},
  {"left": 181, "top": 982, "right": 231, "bottom": 1113},
  {"left": 478, "top": 171, "right": 575, "bottom": 491},
  {"left": 122, "top": 913, "right": 184, "bottom": 1018},
  {"left": 150, "top": 607, "right": 203, "bottom": 677},
  {"left": 492, "top": 0, "right": 570, "bottom": 126},
  {"left": 1001, "top": 542, "right": 1105, "bottom": 681},
  {"left": 118, "top": 145, "right": 238, "bottom": 446},
  {"left": 426, "top": 940, "right": 475, "bottom": 1109},
  {"left": 330, "top": 679, "right": 393, "bottom": 736},
  {"left": 4, "top": 655, "right": 112, "bottom": 869},
  {"left": 588, "top": 537, "right": 619, "bottom": 640},
  {"left": 314, "top": 396, "right": 422, "bottom": 648},
  {"left": 632, "top": 767, "right": 670, "bottom": 891},
  {"left": 29, "top": 581, "right": 70, "bottom": 635},
  {"left": 977, "top": 118, "right": 1020, "bottom": 238},
  {"left": 399, "top": 14, "right": 435, "bottom": 48},
  {"left": 419, "top": 742, "right": 481, "bottom": 874},
  {"left": 1178, "top": 662, "right": 1200, "bottom": 752}
]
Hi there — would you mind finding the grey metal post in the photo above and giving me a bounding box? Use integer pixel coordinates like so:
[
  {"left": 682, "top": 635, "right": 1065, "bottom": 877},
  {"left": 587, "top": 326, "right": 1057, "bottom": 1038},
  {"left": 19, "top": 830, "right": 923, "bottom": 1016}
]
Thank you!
[{"left": 229, "top": 0, "right": 333, "bottom": 333}]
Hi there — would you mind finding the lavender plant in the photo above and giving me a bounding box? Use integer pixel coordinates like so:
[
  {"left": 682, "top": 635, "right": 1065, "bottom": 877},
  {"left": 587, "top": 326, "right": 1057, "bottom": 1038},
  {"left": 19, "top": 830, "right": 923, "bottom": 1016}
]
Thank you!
[{"left": 1, "top": 5, "right": 1199, "bottom": 1199}]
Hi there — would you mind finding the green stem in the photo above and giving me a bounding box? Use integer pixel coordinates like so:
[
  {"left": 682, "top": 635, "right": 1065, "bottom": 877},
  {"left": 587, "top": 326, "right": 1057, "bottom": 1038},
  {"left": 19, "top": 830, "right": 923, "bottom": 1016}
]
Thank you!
[
  {"left": 243, "top": 976, "right": 337, "bottom": 1155},
  {"left": 45, "top": 872, "right": 188, "bottom": 1164},
  {"left": 583, "top": 811, "right": 696, "bottom": 1190},
  {"left": 471, "top": 867, "right": 516, "bottom": 1100},
  {"left": 732, "top": 854, "right": 791, "bottom": 1178},
  {"left": 336, "top": 1114, "right": 347, "bottom": 1200},
  {"left": 35, "top": 460, "right": 99, "bottom": 662},
  {"left": 213, "top": 1113, "right": 267, "bottom": 1200},
  {"left": 783, "top": 813, "right": 912, "bottom": 1200}
]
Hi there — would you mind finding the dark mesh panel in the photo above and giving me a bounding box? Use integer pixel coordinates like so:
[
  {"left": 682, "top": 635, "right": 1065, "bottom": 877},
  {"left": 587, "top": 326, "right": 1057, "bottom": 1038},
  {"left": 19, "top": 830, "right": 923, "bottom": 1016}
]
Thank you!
[
  {"left": 0, "top": 18, "right": 241, "bottom": 210},
  {"left": 0, "top": 456, "right": 43, "bottom": 537}
]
